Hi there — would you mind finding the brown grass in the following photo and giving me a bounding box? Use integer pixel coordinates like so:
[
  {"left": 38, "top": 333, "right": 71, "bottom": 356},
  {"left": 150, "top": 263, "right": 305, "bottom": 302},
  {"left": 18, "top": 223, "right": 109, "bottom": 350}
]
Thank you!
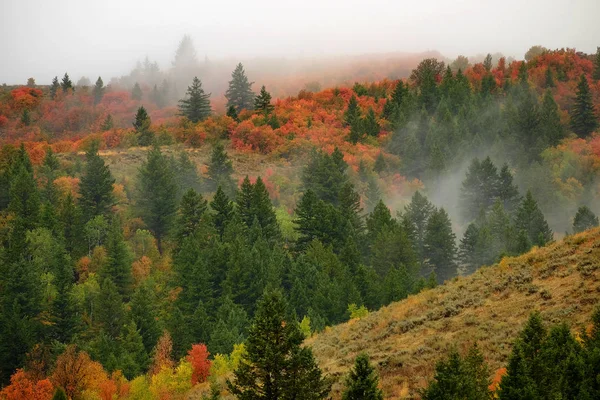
[{"left": 306, "top": 228, "right": 600, "bottom": 399}]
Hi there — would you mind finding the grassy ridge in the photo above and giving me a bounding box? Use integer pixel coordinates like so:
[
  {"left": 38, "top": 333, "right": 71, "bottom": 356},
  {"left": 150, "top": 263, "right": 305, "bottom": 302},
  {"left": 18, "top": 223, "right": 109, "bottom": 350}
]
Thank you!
[{"left": 307, "top": 228, "right": 600, "bottom": 399}]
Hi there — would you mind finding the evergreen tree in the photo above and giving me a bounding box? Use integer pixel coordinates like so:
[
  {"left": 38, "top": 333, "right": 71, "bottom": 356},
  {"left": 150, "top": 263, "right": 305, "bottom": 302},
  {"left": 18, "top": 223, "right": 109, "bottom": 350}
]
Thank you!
[
  {"left": 342, "top": 353, "right": 383, "bottom": 400},
  {"left": 254, "top": 85, "right": 274, "bottom": 115},
  {"left": 178, "top": 77, "right": 212, "bottom": 123},
  {"left": 573, "top": 205, "right": 599, "bottom": 233},
  {"left": 79, "top": 142, "right": 115, "bottom": 223},
  {"left": 421, "top": 346, "right": 492, "bottom": 400},
  {"left": 93, "top": 76, "right": 105, "bottom": 105},
  {"left": 52, "top": 388, "right": 68, "bottom": 400},
  {"left": 497, "top": 164, "right": 521, "bottom": 213},
  {"left": 60, "top": 73, "right": 73, "bottom": 93},
  {"left": 570, "top": 74, "right": 598, "bottom": 137},
  {"left": 363, "top": 108, "right": 380, "bottom": 137},
  {"left": 594, "top": 47, "right": 600, "bottom": 81},
  {"left": 227, "top": 104, "right": 239, "bottom": 121},
  {"left": 424, "top": 208, "right": 457, "bottom": 283},
  {"left": 172, "top": 151, "right": 202, "bottom": 195},
  {"left": 133, "top": 106, "right": 153, "bottom": 146},
  {"left": 50, "top": 76, "right": 60, "bottom": 99},
  {"left": 251, "top": 177, "right": 280, "bottom": 241},
  {"left": 483, "top": 53, "right": 493, "bottom": 72},
  {"left": 515, "top": 191, "right": 553, "bottom": 247},
  {"left": 544, "top": 67, "right": 555, "bottom": 88},
  {"left": 20, "top": 109, "right": 31, "bottom": 126},
  {"left": 302, "top": 148, "right": 349, "bottom": 205},
  {"left": 344, "top": 95, "right": 361, "bottom": 127},
  {"left": 131, "top": 82, "right": 143, "bottom": 101},
  {"left": 539, "top": 89, "right": 565, "bottom": 146},
  {"left": 119, "top": 321, "right": 149, "bottom": 379},
  {"left": 137, "top": 144, "right": 178, "bottom": 252},
  {"left": 175, "top": 188, "right": 207, "bottom": 242},
  {"left": 226, "top": 63, "right": 255, "bottom": 112},
  {"left": 130, "top": 283, "right": 162, "bottom": 353},
  {"left": 100, "top": 114, "right": 114, "bottom": 131},
  {"left": 207, "top": 142, "right": 235, "bottom": 194},
  {"left": 403, "top": 191, "right": 435, "bottom": 267},
  {"left": 227, "top": 290, "right": 331, "bottom": 400},
  {"left": 96, "top": 278, "right": 125, "bottom": 339},
  {"left": 100, "top": 217, "right": 133, "bottom": 298},
  {"left": 211, "top": 186, "right": 234, "bottom": 238},
  {"left": 373, "top": 153, "right": 387, "bottom": 174},
  {"left": 460, "top": 157, "right": 500, "bottom": 221}
]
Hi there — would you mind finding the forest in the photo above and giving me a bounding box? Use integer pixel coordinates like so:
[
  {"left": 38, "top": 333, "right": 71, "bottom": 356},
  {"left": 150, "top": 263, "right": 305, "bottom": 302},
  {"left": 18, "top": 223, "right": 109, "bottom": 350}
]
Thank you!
[{"left": 0, "top": 37, "right": 600, "bottom": 399}]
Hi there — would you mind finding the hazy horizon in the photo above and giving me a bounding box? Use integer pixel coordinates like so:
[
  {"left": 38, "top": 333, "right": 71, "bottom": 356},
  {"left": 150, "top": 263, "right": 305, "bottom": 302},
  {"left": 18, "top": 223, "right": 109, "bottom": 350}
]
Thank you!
[{"left": 1, "top": 0, "right": 598, "bottom": 85}]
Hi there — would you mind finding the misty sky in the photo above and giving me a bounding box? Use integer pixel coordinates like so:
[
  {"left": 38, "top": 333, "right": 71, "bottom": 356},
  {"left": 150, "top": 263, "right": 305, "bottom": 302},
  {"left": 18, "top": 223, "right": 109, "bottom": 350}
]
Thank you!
[{"left": 1, "top": 0, "right": 598, "bottom": 84}]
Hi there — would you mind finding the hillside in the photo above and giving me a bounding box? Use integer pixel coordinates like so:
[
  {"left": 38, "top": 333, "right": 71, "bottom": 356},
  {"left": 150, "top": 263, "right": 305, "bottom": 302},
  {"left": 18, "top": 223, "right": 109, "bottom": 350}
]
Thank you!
[{"left": 307, "top": 228, "right": 600, "bottom": 399}]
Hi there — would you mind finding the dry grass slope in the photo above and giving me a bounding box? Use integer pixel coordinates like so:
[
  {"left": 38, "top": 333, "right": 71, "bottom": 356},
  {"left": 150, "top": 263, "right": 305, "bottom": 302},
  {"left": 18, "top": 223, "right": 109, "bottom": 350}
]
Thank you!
[{"left": 307, "top": 228, "right": 600, "bottom": 399}]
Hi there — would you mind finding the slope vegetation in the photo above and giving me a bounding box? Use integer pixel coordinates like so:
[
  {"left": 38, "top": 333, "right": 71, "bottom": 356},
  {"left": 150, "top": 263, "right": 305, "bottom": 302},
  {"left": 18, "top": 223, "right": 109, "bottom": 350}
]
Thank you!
[{"left": 307, "top": 228, "right": 600, "bottom": 399}]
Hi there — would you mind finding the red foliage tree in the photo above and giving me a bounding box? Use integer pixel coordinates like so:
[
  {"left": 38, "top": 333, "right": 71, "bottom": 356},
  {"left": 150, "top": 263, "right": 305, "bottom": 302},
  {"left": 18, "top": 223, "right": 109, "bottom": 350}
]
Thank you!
[
  {"left": 0, "top": 369, "right": 54, "bottom": 400},
  {"left": 187, "top": 344, "right": 211, "bottom": 385}
]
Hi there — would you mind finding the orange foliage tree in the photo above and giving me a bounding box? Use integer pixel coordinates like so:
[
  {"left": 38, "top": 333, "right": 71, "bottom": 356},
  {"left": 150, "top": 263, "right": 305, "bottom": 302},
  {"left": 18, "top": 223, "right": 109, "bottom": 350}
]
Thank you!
[
  {"left": 187, "top": 344, "right": 211, "bottom": 385},
  {"left": 51, "top": 345, "right": 103, "bottom": 400},
  {"left": 0, "top": 369, "right": 54, "bottom": 400},
  {"left": 150, "top": 331, "right": 175, "bottom": 376}
]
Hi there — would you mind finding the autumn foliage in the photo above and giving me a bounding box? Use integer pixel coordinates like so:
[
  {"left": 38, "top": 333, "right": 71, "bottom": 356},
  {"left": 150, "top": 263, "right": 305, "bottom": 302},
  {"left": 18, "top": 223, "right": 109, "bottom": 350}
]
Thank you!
[{"left": 187, "top": 344, "right": 211, "bottom": 385}]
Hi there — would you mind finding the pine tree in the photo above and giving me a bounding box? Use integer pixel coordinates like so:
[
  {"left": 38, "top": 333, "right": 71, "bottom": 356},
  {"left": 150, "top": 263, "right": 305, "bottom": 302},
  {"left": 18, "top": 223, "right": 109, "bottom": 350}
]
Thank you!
[
  {"left": 515, "top": 191, "right": 553, "bottom": 247},
  {"left": 483, "top": 53, "right": 493, "bottom": 72},
  {"left": 93, "top": 77, "right": 105, "bottom": 105},
  {"left": 131, "top": 82, "right": 143, "bottom": 101},
  {"left": 52, "top": 388, "right": 68, "bottom": 400},
  {"left": 133, "top": 106, "right": 153, "bottom": 146},
  {"left": 254, "top": 85, "right": 274, "bottom": 115},
  {"left": 573, "top": 205, "right": 599, "bottom": 233},
  {"left": 497, "top": 164, "right": 521, "bottom": 213},
  {"left": 403, "top": 191, "right": 435, "bottom": 267},
  {"left": 342, "top": 353, "right": 383, "bottom": 400},
  {"left": 227, "top": 290, "right": 331, "bottom": 399},
  {"left": 60, "top": 73, "right": 73, "bottom": 93},
  {"left": 175, "top": 188, "right": 207, "bottom": 242},
  {"left": 344, "top": 95, "right": 360, "bottom": 127},
  {"left": 338, "top": 183, "right": 364, "bottom": 235},
  {"left": 251, "top": 177, "right": 280, "bottom": 241},
  {"left": 421, "top": 346, "right": 491, "bottom": 400},
  {"left": 101, "top": 114, "right": 113, "bottom": 131},
  {"left": 593, "top": 47, "right": 600, "bottom": 81},
  {"left": 178, "top": 77, "right": 212, "bottom": 123},
  {"left": 50, "top": 76, "right": 60, "bottom": 99},
  {"left": 20, "top": 109, "right": 31, "bottom": 126},
  {"left": 226, "top": 63, "right": 255, "bottom": 112},
  {"left": 207, "top": 142, "right": 235, "bottom": 194},
  {"left": 460, "top": 157, "right": 500, "bottom": 221},
  {"left": 101, "top": 217, "right": 133, "bottom": 298},
  {"left": 570, "top": 74, "right": 598, "bottom": 137},
  {"left": 373, "top": 153, "right": 387, "bottom": 174},
  {"left": 119, "top": 321, "right": 149, "bottom": 379},
  {"left": 79, "top": 142, "right": 115, "bottom": 223},
  {"left": 363, "top": 108, "right": 380, "bottom": 137},
  {"left": 130, "top": 283, "right": 162, "bottom": 353},
  {"left": 137, "top": 144, "right": 178, "bottom": 252},
  {"left": 424, "top": 208, "right": 457, "bottom": 282},
  {"left": 237, "top": 176, "right": 255, "bottom": 227},
  {"left": 544, "top": 67, "right": 555, "bottom": 88},
  {"left": 539, "top": 89, "right": 565, "bottom": 146},
  {"left": 227, "top": 104, "right": 239, "bottom": 121},
  {"left": 211, "top": 186, "right": 234, "bottom": 238},
  {"left": 96, "top": 278, "right": 125, "bottom": 339}
]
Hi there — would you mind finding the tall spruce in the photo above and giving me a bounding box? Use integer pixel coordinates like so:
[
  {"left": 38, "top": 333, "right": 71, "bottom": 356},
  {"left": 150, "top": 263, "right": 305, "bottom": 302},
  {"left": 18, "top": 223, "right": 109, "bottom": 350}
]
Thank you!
[
  {"left": 423, "top": 207, "right": 457, "bottom": 282},
  {"left": 79, "top": 142, "right": 115, "bottom": 223},
  {"left": 50, "top": 76, "right": 60, "bottom": 99},
  {"left": 254, "top": 85, "right": 274, "bottom": 115},
  {"left": 573, "top": 205, "right": 599, "bottom": 233},
  {"left": 207, "top": 142, "right": 235, "bottom": 194},
  {"left": 570, "top": 74, "right": 598, "bottom": 137},
  {"left": 211, "top": 186, "right": 234, "bottom": 239},
  {"left": 137, "top": 144, "right": 178, "bottom": 252},
  {"left": 225, "top": 63, "right": 255, "bottom": 112},
  {"left": 403, "top": 191, "right": 435, "bottom": 268},
  {"left": 515, "top": 190, "right": 553, "bottom": 248},
  {"left": 93, "top": 77, "right": 105, "bottom": 105},
  {"left": 227, "top": 290, "right": 331, "bottom": 400},
  {"left": 101, "top": 217, "right": 133, "bottom": 298},
  {"left": 178, "top": 77, "right": 212, "bottom": 122},
  {"left": 131, "top": 82, "right": 143, "bottom": 101},
  {"left": 539, "top": 89, "right": 565, "bottom": 146},
  {"left": 133, "top": 106, "right": 153, "bottom": 146},
  {"left": 60, "top": 73, "right": 73, "bottom": 93},
  {"left": 342, "top": 353, "right": 383, "bottom": 400}
]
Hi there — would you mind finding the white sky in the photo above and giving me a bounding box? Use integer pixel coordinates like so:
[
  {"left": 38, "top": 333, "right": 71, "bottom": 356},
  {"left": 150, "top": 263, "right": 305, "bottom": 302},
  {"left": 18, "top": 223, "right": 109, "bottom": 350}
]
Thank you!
[{"left": 1, "top": 0, "right": 598, "bottom": 84}]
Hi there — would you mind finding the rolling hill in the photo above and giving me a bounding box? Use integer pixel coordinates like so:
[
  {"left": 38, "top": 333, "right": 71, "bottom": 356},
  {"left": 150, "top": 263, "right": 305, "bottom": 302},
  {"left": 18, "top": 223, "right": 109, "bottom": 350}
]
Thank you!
[{"left": 306, "top": 228, "right": 600, "bottom": 399}]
